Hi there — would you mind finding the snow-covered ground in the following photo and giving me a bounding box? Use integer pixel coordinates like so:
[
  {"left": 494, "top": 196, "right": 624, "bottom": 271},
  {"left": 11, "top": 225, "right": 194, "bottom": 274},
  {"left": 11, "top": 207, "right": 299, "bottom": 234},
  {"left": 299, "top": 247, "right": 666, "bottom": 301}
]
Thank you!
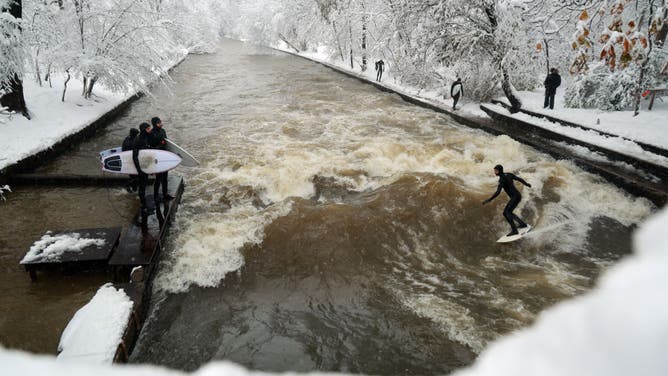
[
  {"left": 57, "top": 284, "right": 133, "bottom": 364},
  {"left": 2, "top": 206, "right": 667, "bottom": 375},
  {"left": 0, "top": 77, "right": 127, "bottom": 172},
  {"left": 512, "top": 89, "right": 668, "bottom": 150}
]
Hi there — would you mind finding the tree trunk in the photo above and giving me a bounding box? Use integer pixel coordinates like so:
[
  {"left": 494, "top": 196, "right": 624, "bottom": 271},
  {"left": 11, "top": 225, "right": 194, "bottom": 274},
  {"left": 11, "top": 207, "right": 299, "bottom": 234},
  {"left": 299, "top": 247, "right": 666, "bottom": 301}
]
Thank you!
[
  {"left": 361, "top": 4, "right": 367, "bottom": 72},
  {"left": 84, "top": 76, "right": 97, "bottom": 99},
  {"left": 501, "top": 68, "right": 522, "bottom": 113},
  {"left": 349, "top": 22, "right": 354, "bottom": 69},
  {"left": 332, "top": 20, "right": 345, "bottom": 62},
  {"left": 0, "top": 0, "right": 29, "bottom": 118},
  {"left": 543, "top": 38, "right": 551, "bottom": 74},
  {"left": 62, "top": 70, "right": 71, "bottom": 102}
]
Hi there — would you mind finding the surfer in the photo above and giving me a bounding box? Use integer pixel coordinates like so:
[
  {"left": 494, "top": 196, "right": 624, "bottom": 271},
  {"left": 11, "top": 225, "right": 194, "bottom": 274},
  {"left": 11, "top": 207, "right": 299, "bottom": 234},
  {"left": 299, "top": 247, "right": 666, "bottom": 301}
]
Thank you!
[
  {"left": 150, "top": 117, "right": 173, "bottom": 202},
  {"left": 482, "top": 164, "right": 531, "bottom": 236},
  {"left": 451, "top": 78, "right": 463, "bottom": 110},
  {"left": 122, "top": 128, "right": 139, "bottom": 193},
  {"left": 133, "top": 122, "right": 153, "bottom": 214}
]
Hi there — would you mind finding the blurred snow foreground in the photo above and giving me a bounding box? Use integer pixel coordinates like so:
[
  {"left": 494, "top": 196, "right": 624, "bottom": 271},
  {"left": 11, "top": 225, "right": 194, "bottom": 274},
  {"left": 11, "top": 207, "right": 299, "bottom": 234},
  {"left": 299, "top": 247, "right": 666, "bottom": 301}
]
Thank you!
[{"left": 2, "top": 209, "right": 668, "bottom": 375}]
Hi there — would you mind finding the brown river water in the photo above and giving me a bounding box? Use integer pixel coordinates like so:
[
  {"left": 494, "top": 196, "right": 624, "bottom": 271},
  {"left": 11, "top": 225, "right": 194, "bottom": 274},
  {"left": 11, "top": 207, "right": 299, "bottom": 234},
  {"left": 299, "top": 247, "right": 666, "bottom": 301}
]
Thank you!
[{"left": 0, "top": 39, "right": 654, "bottom": 374}]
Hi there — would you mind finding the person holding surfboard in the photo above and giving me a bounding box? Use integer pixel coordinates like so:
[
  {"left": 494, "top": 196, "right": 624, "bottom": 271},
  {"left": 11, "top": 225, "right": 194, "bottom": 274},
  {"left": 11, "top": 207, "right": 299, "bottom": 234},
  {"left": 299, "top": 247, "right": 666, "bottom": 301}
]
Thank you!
[
  {"left": 451, "top": 78, "right": 463, "bottom": 110},
  {"left": 122, "top": 128, "right": 139, "bottom": 193},
  {"left": 151, "top": 117, "right": 174, "bottom": 202},
  {"left": 482, "top": 164, "right": 531, "bottom": 237},
  {"left": 133, "top": 122, "right": 153, "bottom": 214}
]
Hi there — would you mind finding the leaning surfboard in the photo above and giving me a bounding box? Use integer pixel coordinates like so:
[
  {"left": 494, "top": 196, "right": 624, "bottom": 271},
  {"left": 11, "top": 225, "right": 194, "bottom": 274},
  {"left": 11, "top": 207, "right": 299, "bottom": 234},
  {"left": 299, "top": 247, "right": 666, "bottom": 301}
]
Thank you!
[
  {"left": 101, "top": 150, "right": 182, "bottom": 175},
  {"left": 165, "top": 138, "right": 200, "bottom": 167}
]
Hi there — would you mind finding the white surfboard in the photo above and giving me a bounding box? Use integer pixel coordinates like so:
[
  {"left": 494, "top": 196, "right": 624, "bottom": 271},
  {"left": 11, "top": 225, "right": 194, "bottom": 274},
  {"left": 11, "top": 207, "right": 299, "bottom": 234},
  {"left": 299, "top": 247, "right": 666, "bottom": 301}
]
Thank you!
[
  {"left": 99, "top": 139, "right": 199, "bottom": 167},
  {"left": 496, "top": 225, "right": 532, "bottom": 243},
  {"left": 452, "top": 83, "right": 461, "bottom": 96},
  {"left": 165, "top": 138, "right": 199, "bottom": 167},
  {"left": 101, "top": 150, "right": 182, "bottom": 175},
  {"left": 99, "top": 147, "right": 123, "bottom": 160}
]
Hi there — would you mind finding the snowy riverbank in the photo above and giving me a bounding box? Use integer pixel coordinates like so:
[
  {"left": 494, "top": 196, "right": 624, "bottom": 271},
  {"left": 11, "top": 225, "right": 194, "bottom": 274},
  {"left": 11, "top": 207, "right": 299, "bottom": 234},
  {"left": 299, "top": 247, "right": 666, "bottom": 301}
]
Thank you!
[{"left": 0, "top": 52, "right": 187, "bottom": 174}]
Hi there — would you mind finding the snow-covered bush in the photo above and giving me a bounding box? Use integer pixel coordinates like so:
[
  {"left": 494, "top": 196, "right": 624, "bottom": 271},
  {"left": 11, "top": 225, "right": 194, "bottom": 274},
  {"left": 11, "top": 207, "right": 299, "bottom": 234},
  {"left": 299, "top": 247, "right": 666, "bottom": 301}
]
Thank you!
[
  {"left": 0, "top": 0, "right": 23, "bottom": 92},
  {"left": 565, "top": 63, "right": 639, "bottom": 110}
]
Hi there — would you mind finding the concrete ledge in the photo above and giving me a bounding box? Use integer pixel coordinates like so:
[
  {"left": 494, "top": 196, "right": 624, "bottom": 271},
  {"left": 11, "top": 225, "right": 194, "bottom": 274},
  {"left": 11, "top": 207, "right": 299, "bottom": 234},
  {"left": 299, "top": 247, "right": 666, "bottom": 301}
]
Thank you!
[{"left": 490, "top": 99, "right": 668, "bottom": 159}]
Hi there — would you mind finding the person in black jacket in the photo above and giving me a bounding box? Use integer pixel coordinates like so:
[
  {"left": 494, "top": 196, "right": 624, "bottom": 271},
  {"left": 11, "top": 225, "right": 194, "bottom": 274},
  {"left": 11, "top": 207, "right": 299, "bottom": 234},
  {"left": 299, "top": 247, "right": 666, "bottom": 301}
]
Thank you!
[
  {"left": 451, "top": 78, "right": 463, "bottom": 110},
  {"left": 122, "top": 128, "right": 139, "bottom": 192},
  {"left": 133, "top": 122, "right": 152, "bottom": 214},
  {"left": 150, "top": 116, "right": 173, "bottom": 202},
  {"left": 482, "top": 164, "right": 531, "bottom": 236},
  {"left": 375, "top": 60, "right": 384, "bottom": 82},
  {"left": 544, "top": 68, "right": 561, "bottom": 110}
]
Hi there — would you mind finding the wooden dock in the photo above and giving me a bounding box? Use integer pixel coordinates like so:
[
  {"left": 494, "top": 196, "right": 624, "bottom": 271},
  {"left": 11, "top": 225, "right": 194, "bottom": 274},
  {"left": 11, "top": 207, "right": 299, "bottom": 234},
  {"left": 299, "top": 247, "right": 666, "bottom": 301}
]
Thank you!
[{"left": 14, "top": 172, "right": 185, "bottom": 363}]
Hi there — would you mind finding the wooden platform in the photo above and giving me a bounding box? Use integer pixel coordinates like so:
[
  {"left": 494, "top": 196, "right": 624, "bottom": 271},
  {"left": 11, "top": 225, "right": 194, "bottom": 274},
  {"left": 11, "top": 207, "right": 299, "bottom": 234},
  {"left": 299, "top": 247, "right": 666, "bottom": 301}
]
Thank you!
[
  {"left": 109, "top": 175, "right": 184, "bottom": 283},
  {"left": 20, "top": 227, "right": 122, "bottom": 280}
]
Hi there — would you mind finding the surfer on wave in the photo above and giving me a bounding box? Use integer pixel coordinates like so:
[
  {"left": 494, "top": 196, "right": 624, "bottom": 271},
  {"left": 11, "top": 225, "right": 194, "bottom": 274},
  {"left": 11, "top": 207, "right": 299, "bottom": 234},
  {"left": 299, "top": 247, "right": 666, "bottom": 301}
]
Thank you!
[{"left": 482, "top": 164, "right": 531, "bottom": 237}]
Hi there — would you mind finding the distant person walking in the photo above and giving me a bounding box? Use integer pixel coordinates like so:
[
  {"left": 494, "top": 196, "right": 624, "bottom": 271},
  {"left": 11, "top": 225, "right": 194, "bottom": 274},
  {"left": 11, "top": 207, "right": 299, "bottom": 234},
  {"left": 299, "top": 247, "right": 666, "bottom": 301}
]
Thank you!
[
  {"left": 122, "top": 128, "right": 139, "bottom": 193},
  {"left": 482, "top": 164, "right": 531, "bottom": 237},
  {"left": 543, "top": 68, "right": 561, "bottom": 110},
  {"left": 150, "top": 117, "right": 173, "bottom": 203},
  {"left": 133, "top": 122, "right": 153, "bottom": 214},
  {"left": 451, "top": 78, "right": 463, "bottom": 110},
  {"left": 375, "top": 60, "right": 385, "bottom": 82}
]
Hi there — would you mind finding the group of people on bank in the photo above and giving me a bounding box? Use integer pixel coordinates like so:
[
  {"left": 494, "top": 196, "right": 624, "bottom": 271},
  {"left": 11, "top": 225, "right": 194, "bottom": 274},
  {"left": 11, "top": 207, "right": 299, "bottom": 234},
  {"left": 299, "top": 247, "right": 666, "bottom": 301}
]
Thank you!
[
  {"left": 122, "top": 116, "right": 173, "bottom": 214},
  {"left": 373, "top": 59, "right": 562, "bottom": 112}
]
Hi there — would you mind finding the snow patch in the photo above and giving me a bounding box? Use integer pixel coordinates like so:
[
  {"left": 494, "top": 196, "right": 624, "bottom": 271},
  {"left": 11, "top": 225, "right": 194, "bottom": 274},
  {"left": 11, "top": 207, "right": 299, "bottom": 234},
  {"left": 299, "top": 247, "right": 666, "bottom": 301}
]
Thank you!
[
  {"left": 20, "top": 232, "right": 106, "bottom": 264},
  {"left": 57, "top": 284, "right": 133, "bottom": 364}
]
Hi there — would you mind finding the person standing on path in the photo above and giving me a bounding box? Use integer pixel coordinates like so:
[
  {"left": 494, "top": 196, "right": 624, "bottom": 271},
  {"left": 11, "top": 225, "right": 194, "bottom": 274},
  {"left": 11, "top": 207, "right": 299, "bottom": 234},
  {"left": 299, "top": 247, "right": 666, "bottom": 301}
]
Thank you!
[
  {"left": 133, "top": 122, "right": 153, "bottom": 214},
  {"left": 451, "top": 78, "right": 463, "bottom": 110},
  {"left": 150, "top": 116, "right": 173, "bottom": 203},
  {"left": 482, "top": 164, "right": 532, "bottom": 236},
  {"left": 543, "top": 68, "right": 561, "bottom": 110},
  {"left": 375, "top": 60, "right": 385, "bottom": 82},
  {"left": 122, "top": 128, "right": 139, "bottom": 193}
]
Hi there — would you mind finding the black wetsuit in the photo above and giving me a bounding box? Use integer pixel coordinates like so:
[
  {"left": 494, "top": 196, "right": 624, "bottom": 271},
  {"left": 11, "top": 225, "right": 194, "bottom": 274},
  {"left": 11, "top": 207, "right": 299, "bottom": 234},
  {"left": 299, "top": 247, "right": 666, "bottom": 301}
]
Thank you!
[
  {"left": 122, "top": 131, "right": 138, "bottom": 192},
  {"left": 375, "top": 60, "right": 384, "bottom": 82},
  {"left": 451, "top": 80, "right": 463, "bottom": 110},
  {"left": 132, "top": 131, "right": 152, "bottom": 210},
  {"left": 151, "top": 127, "right": 169, "bottom": 201},
  {"left": 486, "top": 173, "right": 530, "bottom": 233},
  {"left": 544, "top": 72, "right": 561, "bottom": 109}
]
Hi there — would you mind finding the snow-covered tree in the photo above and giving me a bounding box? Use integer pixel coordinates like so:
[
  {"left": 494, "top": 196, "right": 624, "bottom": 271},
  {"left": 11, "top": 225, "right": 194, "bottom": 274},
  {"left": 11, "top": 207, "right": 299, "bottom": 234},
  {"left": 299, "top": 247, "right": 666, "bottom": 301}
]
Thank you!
[{"left": 1, "top": 0, "right": 28, "bottom": 117}]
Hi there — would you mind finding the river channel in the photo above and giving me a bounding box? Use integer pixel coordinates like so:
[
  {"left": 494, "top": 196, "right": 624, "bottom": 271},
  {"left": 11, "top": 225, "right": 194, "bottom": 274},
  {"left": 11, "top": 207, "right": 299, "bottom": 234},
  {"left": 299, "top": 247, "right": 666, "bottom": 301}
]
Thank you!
[{"left": 0, "top": 39, "right": 653, "bottom": 374}]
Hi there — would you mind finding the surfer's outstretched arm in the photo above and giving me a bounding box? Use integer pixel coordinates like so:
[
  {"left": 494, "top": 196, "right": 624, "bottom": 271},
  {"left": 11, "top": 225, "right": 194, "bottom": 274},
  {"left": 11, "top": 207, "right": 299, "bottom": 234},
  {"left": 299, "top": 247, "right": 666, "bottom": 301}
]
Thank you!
[
  {"left": 482, "top": 184, "right": 502, "bottom": 205},
  {"left": 511, "top": 174, "right": 532, "bottom": 188}
]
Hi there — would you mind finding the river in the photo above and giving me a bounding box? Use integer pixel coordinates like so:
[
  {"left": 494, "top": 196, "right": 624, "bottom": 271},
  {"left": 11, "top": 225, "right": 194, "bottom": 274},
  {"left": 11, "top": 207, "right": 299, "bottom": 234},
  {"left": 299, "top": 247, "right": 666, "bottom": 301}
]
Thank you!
[{"left": 0, "top": 39, "right": 653, "bottom": 374}]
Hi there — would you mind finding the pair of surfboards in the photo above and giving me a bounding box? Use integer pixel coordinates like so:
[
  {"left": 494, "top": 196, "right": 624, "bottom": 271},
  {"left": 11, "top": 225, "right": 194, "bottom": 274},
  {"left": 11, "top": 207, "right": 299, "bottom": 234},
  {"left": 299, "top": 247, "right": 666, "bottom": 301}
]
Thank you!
[
  {"left": 100, "top": 138, "right": 199, "bottom": 175},
  {"left": 497, "top": 224, "right": 532, "bottom": 243}
]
